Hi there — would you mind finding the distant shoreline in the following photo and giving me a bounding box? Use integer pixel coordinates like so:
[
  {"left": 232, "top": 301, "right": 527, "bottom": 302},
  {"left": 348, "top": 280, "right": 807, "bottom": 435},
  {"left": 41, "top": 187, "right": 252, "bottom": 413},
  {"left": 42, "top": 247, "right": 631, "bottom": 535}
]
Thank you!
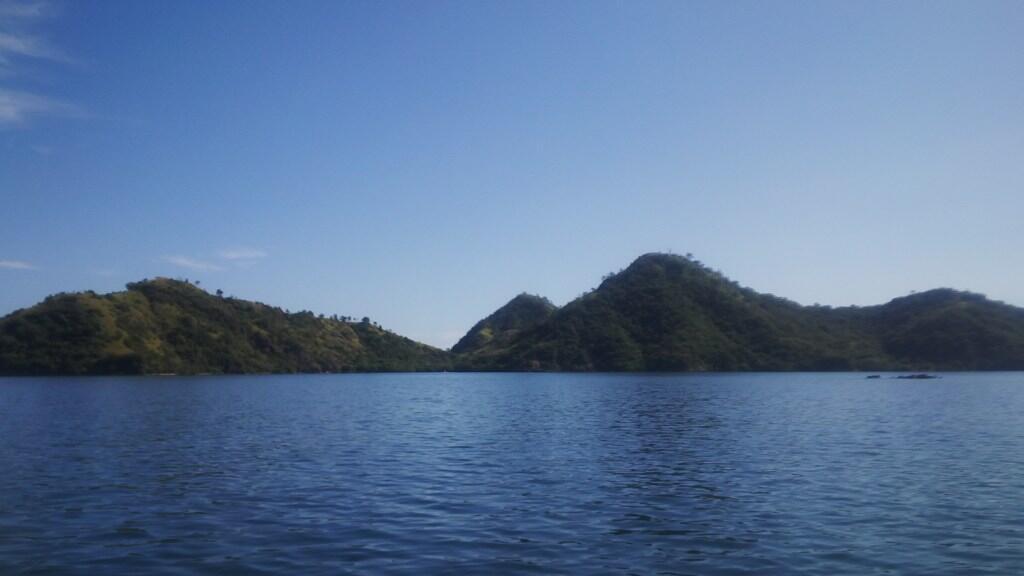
[
  {"left": 3, "top": 370, "right": 1013, "bottom": 379},
  {"left": 5, "top": 254, "right": 1024, "bottom": 375}
]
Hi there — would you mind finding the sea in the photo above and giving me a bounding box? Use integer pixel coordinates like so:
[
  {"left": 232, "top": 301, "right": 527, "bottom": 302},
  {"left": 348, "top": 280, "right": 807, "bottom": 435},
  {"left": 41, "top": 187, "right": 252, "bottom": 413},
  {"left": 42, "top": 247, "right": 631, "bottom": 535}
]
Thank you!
[{"left": 1, "top": 372, "right": 1022, "bottom": 574}]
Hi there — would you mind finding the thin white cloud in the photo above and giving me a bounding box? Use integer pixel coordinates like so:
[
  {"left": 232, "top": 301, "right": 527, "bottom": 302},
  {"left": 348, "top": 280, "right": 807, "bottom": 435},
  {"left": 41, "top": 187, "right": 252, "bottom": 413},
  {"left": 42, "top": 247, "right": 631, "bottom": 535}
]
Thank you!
[
  {"left": 0, "top": 1, "right": 65, "bottom": 69},
  {"left": 0, "top": 1, "right": 48, "bottom": 19},
  {"left": 0, "top": 30, "right": 65, "bottom": 65},
  {"left": 0, "top": 88, "right": 74, "bottom": 125},
  {"left": 161, "top": 255, "right": 223, "bottom": 272},
  {"left": 0, "top": 1, "right": 76, "bottom": 129},
  {"left": 218, "top": 248, "right": 268, "bottom": 260},
  {"left": 0, "top": 259, "right": 35, "bottom": 269}
]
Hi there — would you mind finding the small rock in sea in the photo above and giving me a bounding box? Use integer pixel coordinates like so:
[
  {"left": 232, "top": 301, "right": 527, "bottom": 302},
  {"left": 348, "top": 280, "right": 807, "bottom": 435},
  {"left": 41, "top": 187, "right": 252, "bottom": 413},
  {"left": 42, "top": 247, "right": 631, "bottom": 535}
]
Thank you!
[
  {"left": 865, "top": 374, "right": 881, "bottom": 379},
  {"left": 895, "top": 373, "right": 939, "bottom": 379}
]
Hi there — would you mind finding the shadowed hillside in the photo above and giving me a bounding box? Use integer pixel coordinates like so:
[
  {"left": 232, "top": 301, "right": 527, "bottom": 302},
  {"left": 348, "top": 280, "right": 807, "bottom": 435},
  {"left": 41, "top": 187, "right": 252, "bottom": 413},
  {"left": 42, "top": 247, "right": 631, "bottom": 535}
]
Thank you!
[{"left": 457, "top": 253, "right": 1024, "bottom": 371}]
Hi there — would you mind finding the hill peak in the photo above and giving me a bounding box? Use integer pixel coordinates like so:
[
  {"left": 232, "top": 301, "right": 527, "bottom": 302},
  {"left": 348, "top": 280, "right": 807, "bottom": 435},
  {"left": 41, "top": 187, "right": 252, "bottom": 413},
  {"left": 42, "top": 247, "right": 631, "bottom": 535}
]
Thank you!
[
  {"left": 450, "top": 293, "right": 556, "bottom": 354},
  {"left": 127, "top": 277, "right": 206, "bottom": 292},
  {"left": 885, "top": 288, "right": 987, "bottom": 306},
  {"left": 619, "top": 252, "right": 717, "bottom": 275},
  {"left": 507, "top": 292, "right": 555, "bottom": 307},
  {"left": 624, "top": 252, "right": 688, "bottom": 268}
]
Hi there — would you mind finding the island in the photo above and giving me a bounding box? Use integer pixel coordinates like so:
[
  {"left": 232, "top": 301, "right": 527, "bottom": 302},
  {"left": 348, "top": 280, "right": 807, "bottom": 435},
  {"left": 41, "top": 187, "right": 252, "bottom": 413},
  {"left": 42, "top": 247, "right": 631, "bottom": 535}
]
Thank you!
[{"left": 3, "top": 253, "right": 1024, "bottom": 375}]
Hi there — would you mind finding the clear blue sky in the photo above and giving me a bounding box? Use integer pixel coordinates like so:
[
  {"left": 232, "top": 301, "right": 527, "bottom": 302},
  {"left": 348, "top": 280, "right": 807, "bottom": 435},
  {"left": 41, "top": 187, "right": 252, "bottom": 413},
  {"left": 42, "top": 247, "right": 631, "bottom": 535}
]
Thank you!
[{"left": 2, "top": 0, "right": 1022, "bottom": 347}]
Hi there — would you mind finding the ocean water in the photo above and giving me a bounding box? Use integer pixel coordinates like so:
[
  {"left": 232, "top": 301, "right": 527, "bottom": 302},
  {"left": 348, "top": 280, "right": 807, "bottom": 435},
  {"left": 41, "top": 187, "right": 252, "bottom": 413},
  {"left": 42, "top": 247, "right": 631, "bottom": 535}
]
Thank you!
[{"left": 1, "top": 372, "right": 1022, "bottom": 575}]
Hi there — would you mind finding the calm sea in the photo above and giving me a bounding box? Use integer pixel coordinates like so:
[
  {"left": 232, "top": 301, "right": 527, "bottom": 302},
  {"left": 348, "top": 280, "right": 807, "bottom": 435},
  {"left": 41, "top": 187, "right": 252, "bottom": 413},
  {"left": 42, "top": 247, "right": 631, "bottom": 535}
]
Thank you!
[{"left": 1, "top": 372, "right": 1022, "bottom": 574}]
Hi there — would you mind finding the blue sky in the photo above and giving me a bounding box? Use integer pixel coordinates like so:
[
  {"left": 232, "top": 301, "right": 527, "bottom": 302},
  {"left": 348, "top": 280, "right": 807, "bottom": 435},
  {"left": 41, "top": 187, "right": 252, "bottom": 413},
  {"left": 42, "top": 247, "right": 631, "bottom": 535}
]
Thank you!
[{"left": 1, "top": 0, "right": 1022, "bottom": 347}]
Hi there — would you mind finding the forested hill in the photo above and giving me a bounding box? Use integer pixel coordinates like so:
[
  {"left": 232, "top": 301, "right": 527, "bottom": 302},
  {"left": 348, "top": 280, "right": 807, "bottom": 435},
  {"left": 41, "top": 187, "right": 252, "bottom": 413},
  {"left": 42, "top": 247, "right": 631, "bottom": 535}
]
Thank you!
[
  {"left": 5, "top": 255, "right": 1024, "bottom": 375},
  {"left": 451, "top": 293, "right": 556, "bottom": 355},
  {"left": 458, "top": 253, "right": 1024, "bottom": 371},
  {"left": 0, "top": 278, "right": 449, "bottom": 375}
]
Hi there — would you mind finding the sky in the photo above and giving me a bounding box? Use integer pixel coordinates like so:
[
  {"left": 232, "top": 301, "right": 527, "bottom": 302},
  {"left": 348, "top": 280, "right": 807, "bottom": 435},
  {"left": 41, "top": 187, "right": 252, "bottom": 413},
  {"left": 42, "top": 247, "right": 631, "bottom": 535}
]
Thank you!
[{"left": 1, "top": 0, "right": 1022, "bottom": 348}]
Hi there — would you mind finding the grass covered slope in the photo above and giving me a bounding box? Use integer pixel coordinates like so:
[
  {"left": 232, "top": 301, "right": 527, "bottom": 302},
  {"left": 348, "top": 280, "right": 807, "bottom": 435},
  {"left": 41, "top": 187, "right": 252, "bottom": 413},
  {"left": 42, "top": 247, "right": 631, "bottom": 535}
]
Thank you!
[
  {"left": 0, "top": 278, "right": 450, "bottom": 375},
  {"left": 459, "top": 253, "right": 1024, "bottom": 371}
]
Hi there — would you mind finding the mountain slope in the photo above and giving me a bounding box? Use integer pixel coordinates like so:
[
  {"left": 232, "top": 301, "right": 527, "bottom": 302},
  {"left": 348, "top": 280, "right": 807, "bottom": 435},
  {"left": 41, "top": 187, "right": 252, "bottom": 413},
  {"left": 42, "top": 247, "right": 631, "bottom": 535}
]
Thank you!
[
  {"left": 451, "top": 293, "right": 556, "bottom": 355},
  {"left": 457, "top": 253, "right": 1024, "bottom": 371},
  {"left": 5, "top": 255, "right": 1024, "bottom": 375},
  {"left": 870, "top": 289, "right": 1024, "bottom": 370},
  {"left": 0, "top": 278, "right": 450, "bottom": 375}
]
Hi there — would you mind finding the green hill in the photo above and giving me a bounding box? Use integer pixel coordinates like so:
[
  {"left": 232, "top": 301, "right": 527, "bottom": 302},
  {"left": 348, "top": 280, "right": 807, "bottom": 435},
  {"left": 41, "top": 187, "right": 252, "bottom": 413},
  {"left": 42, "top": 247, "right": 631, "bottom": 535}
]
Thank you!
[
  {"left": 451, "top": 293, "right": 556, "bottom": 357},
  {"left": 456, "top": 253, "right": 1024, "bottom": 371},
  {"left": 4, "top": 254, "right": 1024, "bottom": 375},
  {"left": 0, "top": 278, "right": 450, "bottom": 375}
]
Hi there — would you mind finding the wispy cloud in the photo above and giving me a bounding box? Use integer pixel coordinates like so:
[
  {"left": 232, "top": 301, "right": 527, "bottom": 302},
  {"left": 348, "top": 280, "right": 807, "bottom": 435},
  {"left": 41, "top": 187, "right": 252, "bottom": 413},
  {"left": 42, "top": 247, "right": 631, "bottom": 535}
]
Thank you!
[
  {"left": 0, "top": 259, "right": 35, "bottom": 269},
  {"left": 160, "top": 255, "right": 223, "bottom": 272},
  {"left": 159, "top": 248, "right": 268, "bottom": 272},
  {"left": 0, "top": 30, "right": 65, "bottom": 66},
  {"left": 0, "top": 1, "right": 75, "bottom": 128},
  {"left": 0, "top": 1, "right": 64, "bottom": 69},
  {"left": 0, "top": 87, "right": 74, "bottom": 125},
  {"left": 0, "top": 1, "right": 48, "bottom": 19},
  {"left": 218, "top": 248, "right": 268, "bottom": 261}
]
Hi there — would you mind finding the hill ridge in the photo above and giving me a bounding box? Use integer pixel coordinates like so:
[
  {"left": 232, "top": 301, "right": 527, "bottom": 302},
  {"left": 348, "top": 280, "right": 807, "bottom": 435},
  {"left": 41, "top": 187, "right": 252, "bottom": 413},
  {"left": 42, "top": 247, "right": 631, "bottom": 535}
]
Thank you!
[
  {"left": 4, "top": 255, "right": 1024, "bottom": 374},
  {"left": 0, "top": 277, "right": 449, "bottom": 375},
  {"left": 458, "top": 253, "right": 1024, "bottom": 371}
]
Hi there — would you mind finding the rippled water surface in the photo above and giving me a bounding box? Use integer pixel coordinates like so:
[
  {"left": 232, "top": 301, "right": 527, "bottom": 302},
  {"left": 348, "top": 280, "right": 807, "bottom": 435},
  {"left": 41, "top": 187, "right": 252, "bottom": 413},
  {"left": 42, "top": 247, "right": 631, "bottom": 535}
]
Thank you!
[{"left": 2, "top": 373, "right": 1024, "bottom": 574}]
